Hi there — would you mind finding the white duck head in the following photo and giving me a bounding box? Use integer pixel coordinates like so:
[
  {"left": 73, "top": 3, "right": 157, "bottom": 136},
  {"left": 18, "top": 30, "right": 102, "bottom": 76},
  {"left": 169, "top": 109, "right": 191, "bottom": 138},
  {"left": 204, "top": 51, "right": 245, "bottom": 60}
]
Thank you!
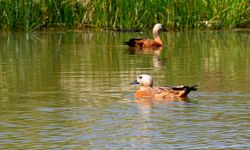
[
  {"left": 152, "top": 23, "right": 163, "bottom": 39},
  {"left": 131, "top": 74, "right": 153, "bottom": 87}
]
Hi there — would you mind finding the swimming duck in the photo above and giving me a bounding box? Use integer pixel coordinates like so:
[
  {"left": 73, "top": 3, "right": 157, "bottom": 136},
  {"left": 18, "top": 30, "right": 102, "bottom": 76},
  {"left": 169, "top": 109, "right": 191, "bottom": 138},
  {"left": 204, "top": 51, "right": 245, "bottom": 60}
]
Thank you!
[
  {"left": 124, "top": 23, "right": 164, "bottom": 49},
  {"left": 131, "top": 74, "right": 198, "bottom": 100}
]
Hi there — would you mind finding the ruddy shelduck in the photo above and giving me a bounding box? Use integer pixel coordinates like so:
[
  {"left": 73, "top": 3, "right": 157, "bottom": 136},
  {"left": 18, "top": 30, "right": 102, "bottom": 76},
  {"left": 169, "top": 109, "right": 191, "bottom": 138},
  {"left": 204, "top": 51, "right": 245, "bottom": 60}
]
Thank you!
[
  {"left": 124, "top": 23, "right": 164, "bottom": 48},
  {"left": 131, "top": 74, "right": 198, "bottom": 100}
]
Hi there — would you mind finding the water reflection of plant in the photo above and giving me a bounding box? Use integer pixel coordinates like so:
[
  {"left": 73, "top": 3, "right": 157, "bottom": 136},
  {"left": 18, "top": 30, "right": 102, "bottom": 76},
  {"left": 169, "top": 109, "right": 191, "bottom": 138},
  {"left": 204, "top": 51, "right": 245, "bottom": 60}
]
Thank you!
[
  {"left": 0, "top": 31, "right": 249, "bottom": 97},
  {"left": 164, "top": 31, "right": 250, "bottom": 92}
]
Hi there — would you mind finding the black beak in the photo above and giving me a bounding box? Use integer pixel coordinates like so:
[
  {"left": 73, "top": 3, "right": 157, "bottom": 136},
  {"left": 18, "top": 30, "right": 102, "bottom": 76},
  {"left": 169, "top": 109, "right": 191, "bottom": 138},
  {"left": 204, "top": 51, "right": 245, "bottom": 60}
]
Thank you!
[
  {"left": 162, "top": 26, "right": 168, "bottom": 31},
  {"left": 130, "top": 80, "right": 140, "bottom": 85}
]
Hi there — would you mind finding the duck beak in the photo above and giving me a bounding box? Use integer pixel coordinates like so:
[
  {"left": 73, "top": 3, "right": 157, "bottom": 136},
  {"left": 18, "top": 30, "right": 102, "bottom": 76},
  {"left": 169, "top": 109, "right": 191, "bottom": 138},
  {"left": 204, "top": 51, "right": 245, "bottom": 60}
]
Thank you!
[
  {"left": 130, "top": 80, "right": 140, "bottom": 85},
  {"left": 162, "top": 26, "right": 168, "bottom": 31}
]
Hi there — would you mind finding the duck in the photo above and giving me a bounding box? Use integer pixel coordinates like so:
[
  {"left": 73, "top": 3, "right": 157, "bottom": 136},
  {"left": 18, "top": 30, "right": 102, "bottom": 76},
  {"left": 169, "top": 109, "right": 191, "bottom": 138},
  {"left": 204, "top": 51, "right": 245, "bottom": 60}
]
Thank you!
[
  {"left": 124, "top": 23, "right": 164, "bottom": 49},
  {"left": 130, "top": 74, "right": 198, "bottom": 100}
]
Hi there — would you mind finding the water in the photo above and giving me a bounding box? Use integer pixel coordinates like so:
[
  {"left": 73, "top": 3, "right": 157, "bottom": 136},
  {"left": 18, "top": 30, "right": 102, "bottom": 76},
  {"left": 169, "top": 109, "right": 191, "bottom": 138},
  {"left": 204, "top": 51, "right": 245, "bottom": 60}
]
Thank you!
[{"left": 0, "top": 30, "right": 249, "bottom": 149}]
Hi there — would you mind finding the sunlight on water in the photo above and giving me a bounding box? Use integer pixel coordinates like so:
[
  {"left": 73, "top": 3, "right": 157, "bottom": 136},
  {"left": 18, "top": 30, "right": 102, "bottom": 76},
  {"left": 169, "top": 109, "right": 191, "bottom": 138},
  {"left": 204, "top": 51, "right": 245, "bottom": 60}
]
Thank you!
[{"left": 0, "top": 30, "right": 249, "bottom": 149}]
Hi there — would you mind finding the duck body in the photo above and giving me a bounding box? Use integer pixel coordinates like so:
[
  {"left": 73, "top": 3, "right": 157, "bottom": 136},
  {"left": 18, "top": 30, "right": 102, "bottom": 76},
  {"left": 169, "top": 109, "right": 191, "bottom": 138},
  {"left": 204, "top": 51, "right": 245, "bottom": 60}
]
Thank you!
[
  {"left": 124, "top": 23, "right": 164, "bottom": 49},
  {"left": 131, "top": 74, "right": 198, "bottom": 100},
  {"left": 124, "top": 38, "right": 163, "bottom": 48},
  {"left": 135, "top": 85, "right": 198, "bottom": 100}
]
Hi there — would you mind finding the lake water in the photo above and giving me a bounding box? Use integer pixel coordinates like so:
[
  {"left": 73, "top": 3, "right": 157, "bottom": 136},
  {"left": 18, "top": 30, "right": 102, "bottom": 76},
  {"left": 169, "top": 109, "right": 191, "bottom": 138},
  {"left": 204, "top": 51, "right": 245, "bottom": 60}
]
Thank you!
[{"left": 0, "top": 30, "right": 249, "bottom": 149}]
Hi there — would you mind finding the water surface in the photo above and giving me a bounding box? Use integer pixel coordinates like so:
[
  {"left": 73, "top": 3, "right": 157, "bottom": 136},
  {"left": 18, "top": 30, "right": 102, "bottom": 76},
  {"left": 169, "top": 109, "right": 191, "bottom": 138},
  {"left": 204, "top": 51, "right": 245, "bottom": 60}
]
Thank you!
[{"left": 0, "top": 30, "right": 249, "bottom": 149}]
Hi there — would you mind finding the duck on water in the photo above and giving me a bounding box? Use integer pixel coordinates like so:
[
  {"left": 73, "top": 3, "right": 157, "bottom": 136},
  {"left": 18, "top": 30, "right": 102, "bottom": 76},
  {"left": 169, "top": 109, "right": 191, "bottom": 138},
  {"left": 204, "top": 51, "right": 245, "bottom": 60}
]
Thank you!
[
  {"left": 131, "top": 74, "right": 198, "bottom": 101},
  {"left": 124, "top": 23, "right": 165, "bottom": 49}
]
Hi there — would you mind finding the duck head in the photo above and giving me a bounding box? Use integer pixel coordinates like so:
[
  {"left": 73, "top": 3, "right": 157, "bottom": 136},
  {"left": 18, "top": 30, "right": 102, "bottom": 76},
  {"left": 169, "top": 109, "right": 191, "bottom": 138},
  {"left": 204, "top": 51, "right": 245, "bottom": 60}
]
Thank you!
[
  {"left": 131, "top": 74, "right": 153, "bottom": 87},
  {"left": 153, "top": 23, "right": 163, "bottom": 38}
]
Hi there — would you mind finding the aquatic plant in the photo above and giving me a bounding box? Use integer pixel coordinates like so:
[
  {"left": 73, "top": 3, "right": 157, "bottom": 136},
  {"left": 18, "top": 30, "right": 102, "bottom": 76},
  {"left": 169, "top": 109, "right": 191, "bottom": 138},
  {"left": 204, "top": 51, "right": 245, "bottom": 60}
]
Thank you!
[{"left": 0, "top": 0, "right": 249, "bottom": 31}]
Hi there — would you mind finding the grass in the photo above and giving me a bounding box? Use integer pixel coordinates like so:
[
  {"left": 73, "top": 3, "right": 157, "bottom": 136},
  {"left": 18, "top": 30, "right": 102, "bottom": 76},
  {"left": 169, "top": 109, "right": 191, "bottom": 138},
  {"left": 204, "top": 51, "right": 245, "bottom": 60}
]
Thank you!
[{"left": 0, "top": 0, "right": 249, "bottom": 31}]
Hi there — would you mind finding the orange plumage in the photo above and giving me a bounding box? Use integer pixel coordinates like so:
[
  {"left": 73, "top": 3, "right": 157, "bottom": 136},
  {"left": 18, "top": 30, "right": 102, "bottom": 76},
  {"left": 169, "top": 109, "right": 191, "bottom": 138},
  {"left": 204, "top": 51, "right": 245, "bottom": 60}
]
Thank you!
[
  {"left": 124, "top": 23, "right": 164, "bottom": 49},
  {"left": 131, "top": 74, "right": 198, "bottom": 101}
]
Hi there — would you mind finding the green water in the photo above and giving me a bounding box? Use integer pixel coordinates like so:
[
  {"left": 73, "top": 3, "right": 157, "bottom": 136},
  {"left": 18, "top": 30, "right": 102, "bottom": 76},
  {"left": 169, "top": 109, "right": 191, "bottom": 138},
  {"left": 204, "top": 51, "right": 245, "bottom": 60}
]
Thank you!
[{"left": 0, "top": 30, "right": 249, "bottom": 149}]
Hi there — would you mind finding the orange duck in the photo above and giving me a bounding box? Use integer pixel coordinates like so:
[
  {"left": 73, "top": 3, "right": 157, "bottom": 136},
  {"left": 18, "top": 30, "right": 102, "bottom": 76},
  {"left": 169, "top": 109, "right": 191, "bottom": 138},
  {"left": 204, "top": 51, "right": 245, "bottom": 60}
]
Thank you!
[
  {"left": 131, "top": 74, "right": 198, "bottom": 100},
  {"left": 124, "top": 23, "right": 164, "bottom": 49}
]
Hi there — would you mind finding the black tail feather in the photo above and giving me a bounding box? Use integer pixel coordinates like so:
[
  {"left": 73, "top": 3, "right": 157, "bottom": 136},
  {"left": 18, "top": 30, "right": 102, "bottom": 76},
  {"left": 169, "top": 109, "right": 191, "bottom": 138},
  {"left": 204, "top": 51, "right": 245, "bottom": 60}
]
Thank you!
[
  {"left": 124, "top": 38, "right": 142, "bottom": 47},
  {"left": 182, "top": 85, "right": 198, "bottom": 97},
  {"left": 169, "top": 85, "right": 198, "bottom": 91},
  {"left": 186, "top": 85, "right": 198, "bottom": 91}
]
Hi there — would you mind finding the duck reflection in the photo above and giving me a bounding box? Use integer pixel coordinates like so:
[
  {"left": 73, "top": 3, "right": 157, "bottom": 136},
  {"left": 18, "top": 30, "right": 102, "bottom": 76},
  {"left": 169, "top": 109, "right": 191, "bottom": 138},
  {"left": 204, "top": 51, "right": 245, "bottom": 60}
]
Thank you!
[
  {"left": 152, "top": 47, "right": 166, "bottom": 68},
  {"left": 128, "top": 46, "right": 167, "bottom": 68},
  {"left": 135, "top": 97, "right": 191, "bottom": 107}
]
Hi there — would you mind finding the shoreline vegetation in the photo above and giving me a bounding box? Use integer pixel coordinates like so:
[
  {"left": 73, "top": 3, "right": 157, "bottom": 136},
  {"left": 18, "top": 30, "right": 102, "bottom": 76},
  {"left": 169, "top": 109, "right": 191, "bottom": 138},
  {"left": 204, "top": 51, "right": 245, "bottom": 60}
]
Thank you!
[{"left": 0, "top": 0, "right": 249, "bottom": 31}]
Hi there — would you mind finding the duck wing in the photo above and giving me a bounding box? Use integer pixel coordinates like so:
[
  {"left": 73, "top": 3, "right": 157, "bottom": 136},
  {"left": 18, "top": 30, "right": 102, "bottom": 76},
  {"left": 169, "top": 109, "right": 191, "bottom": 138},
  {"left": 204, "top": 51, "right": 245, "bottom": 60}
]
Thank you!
[
  {"left": 124, "top": 38, "right": 143, "bottom": 47},
  {"left": 158, "top": 85, "right": 198, "bottom": 97},
  {"left": 160, "top": 85, "right": 198, "bottom": 91}
]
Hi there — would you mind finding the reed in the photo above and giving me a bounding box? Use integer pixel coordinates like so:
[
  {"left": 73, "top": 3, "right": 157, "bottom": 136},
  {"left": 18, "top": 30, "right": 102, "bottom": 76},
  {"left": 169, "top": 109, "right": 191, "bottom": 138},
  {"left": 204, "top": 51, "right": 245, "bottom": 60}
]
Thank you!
[{"left": 0, "top": 0, "right": 249, "bottom": 31}]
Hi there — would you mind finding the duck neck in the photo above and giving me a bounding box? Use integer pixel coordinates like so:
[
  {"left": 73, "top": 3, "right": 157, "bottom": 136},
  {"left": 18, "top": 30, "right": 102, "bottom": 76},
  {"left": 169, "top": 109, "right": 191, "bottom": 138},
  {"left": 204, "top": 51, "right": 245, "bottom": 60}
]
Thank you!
[
  {"left": 140, "top": 86, "right": 153, "bottom": 91},
  {"left": 153, "top": 30, "right": 162, "bottom": 44},
  {"left": 153, "top": 31, "right": 160, "bottom": 39},
  {"left": 154, "top": 36, "right": 163, "bottom": 46}
]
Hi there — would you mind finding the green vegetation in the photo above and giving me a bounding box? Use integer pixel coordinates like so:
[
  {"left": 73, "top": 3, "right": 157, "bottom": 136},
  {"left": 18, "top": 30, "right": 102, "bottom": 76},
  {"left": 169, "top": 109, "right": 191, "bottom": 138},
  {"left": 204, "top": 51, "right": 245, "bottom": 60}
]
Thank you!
[{"left": 0, "top": 0, "right": 249, "bottom": 31}]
